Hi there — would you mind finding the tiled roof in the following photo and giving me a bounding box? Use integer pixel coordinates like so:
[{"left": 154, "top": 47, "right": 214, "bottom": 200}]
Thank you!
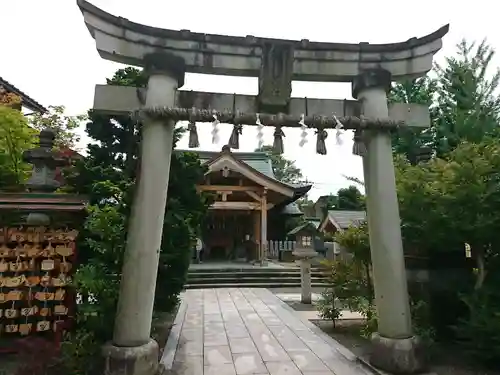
[
  {"left": 0, "top": 77, "right": 47, "bottom": 113},
  {"left": 192, "top": 150, "right": 277, "bottom": 180},
  {"left": 327, "top": 210, "right": 366, "bottom": 229},
  {"left": 305, "top": 217, "right": 322, "bottom": 229},
  {"left": 287, "top": 221, "right": 318, "bottom": 236}
]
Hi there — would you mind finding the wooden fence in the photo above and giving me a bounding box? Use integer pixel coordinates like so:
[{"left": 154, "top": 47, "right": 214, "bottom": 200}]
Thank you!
[{"left": 267, "top": 240, "right": 296, "bottom": 259}]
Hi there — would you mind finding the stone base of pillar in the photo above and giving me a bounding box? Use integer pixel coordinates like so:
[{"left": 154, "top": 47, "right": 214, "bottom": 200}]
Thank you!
[
  {"left": 102, "top": 339, "right": 159, "bottom": 375},
  {"left": 369, "top": 333, "right": 427, "bottom": 374},
  {"left": 301, "top": 296, "right": 312, "bottom": 304}
]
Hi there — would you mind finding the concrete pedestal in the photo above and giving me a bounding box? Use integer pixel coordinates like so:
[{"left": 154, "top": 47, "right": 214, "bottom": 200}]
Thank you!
[
  {"left": 370, "top": 334, "right": 427, "bottom": 374},
  {"left": 102, "top": 339, "right": 159, "bottom": 375},
  {"left": 300, "top": 259, "right": 312, "bottom": 304},
  {"left": 293, "top": 249, "right": 317, "bottom": 304}
]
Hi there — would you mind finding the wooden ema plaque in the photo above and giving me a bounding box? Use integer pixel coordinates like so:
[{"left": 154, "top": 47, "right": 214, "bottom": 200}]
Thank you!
[{"left": 0, "top": 226, "right": 77, "bottom": 342}]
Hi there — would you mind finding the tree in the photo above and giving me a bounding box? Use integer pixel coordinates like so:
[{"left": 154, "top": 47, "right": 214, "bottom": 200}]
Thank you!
[
  {"left": 29, "top": 105, "right": 85, "bottom": 149},
  {"left": 390, "top": 39, "right": 500, "bottom": 160},
  {"left": 336, "top": 186, "right": 365, "bottom": 210},
  {"left": 0, "top": 105, "right": 36, "bottom": 190},
  {"left": 335, "top": 222, "right": 373, "bottom": 303},
  {"left": 432, "top": 40, "right": 500, "bottom": 154},
  {"left": 394, "top": 139, "right": 500, "bottom": 364},
  {"left": 255, "top": 145, "right": 306, "bottom": 184}
]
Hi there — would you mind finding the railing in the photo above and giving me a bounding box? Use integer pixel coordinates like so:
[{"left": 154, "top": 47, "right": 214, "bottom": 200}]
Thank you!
[{"left": 267, "top": 240, "right": 296, "bottom": 259}]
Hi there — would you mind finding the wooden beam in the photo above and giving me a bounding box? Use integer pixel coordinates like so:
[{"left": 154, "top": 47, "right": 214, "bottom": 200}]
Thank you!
[
  {"left": 197, "top": 185, "right": 262, "bottom": 192},
  {"left": 245, "top": 191, "right": 261, "bottom": 202},
  {"left": 217, "top": 191, "right": 232, "bottom": 201},
  {"left": 210, "top": 201, "right": 260, "bottom": 210},
  {"left": 209, "top": 201, "right": 274, "bottom": 210}
]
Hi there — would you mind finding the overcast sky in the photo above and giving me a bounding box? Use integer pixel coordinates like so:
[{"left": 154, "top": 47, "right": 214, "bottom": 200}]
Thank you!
[{"left": 3, "top": 0, "right": 499, "bottom": 199}]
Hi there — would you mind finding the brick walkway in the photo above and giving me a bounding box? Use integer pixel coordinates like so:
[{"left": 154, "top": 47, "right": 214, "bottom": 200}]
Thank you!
[{"left": 161, "top": 288, "right": 373, "bottom": 375}]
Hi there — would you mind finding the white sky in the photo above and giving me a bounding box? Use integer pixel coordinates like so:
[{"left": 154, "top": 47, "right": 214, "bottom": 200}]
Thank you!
[{"left": 3, "top": 0, "right": 500, "bottom": 199}]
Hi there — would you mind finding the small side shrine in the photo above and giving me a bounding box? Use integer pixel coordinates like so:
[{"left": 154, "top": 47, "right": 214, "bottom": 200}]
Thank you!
[{"left": 0, "top": 129, "right": 87, "bottom": 352}]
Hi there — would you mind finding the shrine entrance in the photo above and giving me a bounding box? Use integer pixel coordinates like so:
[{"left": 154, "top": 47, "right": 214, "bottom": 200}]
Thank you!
[
  {"left": 77, "top": 1, "right": 450, "bottom": 372},
  {"left": 202, "top": 211, "right": 254, "bottom": 261}
]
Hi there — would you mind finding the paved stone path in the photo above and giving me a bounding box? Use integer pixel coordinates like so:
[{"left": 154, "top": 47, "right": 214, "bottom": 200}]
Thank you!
[{"left": 161, "top": 288, "right": 373, "bottom": 375}]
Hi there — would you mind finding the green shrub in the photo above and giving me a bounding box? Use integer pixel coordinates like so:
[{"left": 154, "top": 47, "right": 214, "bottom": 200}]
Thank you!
[
  {"left": 454, "top": 288, "right": 500, "bottom": 366},
  {"left": 317, "top": 259, "right": 373, "bottom": 329}
]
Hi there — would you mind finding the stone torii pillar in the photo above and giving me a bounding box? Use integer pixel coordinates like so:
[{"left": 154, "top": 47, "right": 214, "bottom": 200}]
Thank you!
[
  {"left": 102, "top": 53, "right": 185, "bottom": 375},
  {"left": 353, "top": 68, "right": 421, "bottom": 373}
]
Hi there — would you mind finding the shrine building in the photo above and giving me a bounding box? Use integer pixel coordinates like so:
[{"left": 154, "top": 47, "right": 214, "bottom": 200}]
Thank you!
[{"left": 182, "top": 146, "right": 311, "bottom": 262}]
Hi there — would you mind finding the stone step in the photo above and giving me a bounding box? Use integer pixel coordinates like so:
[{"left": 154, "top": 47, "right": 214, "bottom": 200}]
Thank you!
[
  {"left": 187, "top": 267, "right": 327, "bottom": 274},
  {"left": 187, "top": 276, "right": 327, "bottom": 284},
  {"left": 184, "top": 282, "right": 329, "bottom": 289},
  {"left": 185, "top": 265, "right": 329, "bottom": 289},
  {"left": 187, "top": 271, "right": 327, "bottom": 279}
]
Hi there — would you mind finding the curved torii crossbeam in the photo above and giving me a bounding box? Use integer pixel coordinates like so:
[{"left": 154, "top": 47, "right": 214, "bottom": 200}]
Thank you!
[{"left": 77, "top": 0, "right": 448, "bottom": 82}]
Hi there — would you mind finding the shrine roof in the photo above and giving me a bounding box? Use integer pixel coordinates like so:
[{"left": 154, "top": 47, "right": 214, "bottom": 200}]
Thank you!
[
  {"left": 0, "top": 76, "right": 47, "bottom": 113},
  {"left": 176, "top": 148, "right": 310, "bottom": 215},
  {"left": 319, "top": 210, "right": 366, "bottom": 232},
  {"left": 178, "top": 149, "right": 309, "bottom": 188},
  {"left": 287, "top": 221, "right": 319, "bottom": 236},
  {"left": 194, "top": 150, "right": 277, "bottom": 179},
  {"left": 305, "top": 217, "right": 322, "bottom": 229}
]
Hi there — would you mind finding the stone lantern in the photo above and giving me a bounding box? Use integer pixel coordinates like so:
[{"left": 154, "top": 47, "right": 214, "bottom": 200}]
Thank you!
[
  {"left": 22, "top": 128, "right": 68, "bottom": 225},
  {"left": 291, "top": 223, "right": 318, "bottom": 304}
]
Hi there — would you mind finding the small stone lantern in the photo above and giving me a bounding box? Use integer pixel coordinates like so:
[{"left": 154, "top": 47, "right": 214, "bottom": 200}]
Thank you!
[{"left": 292, "top": 223, "right": 318, "bottom": 304}]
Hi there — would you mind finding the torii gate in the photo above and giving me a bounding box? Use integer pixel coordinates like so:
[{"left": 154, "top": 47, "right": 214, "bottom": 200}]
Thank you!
[{"left": 76, "top": 1, "right": 448, "bottom": 373}]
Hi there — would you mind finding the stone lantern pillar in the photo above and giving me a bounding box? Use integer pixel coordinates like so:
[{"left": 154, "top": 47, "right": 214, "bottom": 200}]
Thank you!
[
  {"left": 23, "top": 128, "right": 67, "bottom": 225},
  {"left": 102, "top": 52, "right": 185, "bottom": 375},
  {"left": 352, "top": 68, "right": 425, "bottom": 373},
  {"left": 292, "top": 228, "right": 318, "bottom": 304}
]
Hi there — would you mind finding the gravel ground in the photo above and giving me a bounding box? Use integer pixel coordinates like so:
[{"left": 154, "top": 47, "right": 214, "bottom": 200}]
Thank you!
[
  {"left": 270, "top": 288, "right": 499, "bottom": 374},
  {"left": 313, "top": 319, "right": 500, "bottom": 375}
]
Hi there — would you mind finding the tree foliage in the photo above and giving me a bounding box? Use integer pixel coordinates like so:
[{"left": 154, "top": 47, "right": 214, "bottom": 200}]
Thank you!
[
  {"left": 433, "top": 40, "right": 500, "bottom": 151},
  {"left": 390, "top": 39, "right": 500, "bottom": 160},
  {"left": 324, "top": 186, "right": 365, "bottom": 211},
  {"left": 337, "top": 186, "right": 364, "bottom": 210},
  {"left": 28, "top": 105, "right": 85, "bottom": 149},
  {"left": 0, "top": 105, "right": 36, "bottom": 190}
]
